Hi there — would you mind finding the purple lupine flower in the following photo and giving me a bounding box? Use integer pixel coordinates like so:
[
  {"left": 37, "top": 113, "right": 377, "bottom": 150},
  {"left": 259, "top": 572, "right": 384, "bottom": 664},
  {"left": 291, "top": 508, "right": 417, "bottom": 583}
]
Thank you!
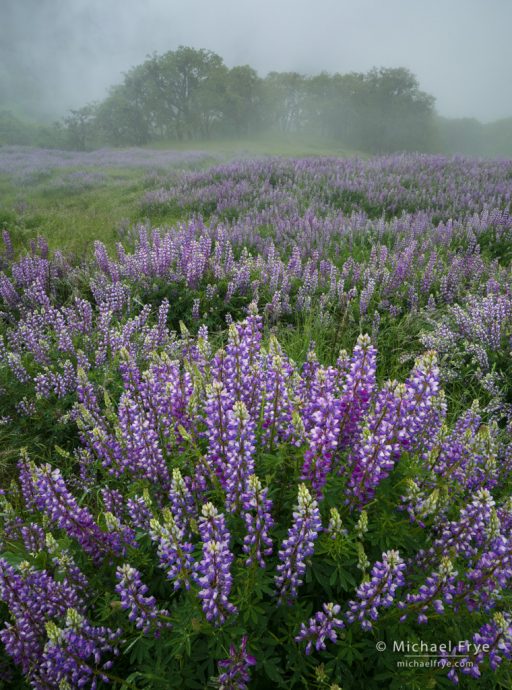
[
  {"left": 28, "top": 462, "right": 124, "bottom": 562},
  {"left": 225, "top": 401, "right": 256, "bottom": 511},
  {"left": 168, "top": 468, "right": 196, "bottom": 531},
  {"left": 443, "top": 612, "right": 512, "bottom": 683},
  {"left": 219, "top": 308, "right": 263, "bottom": 416},
  {"left": 398, "top": 351, "right": 442, "bottom": 456},
  {"left": 19, "top": 523, "right": 46, "bottom": 555},
  {"left": 261, "top": 344, "right": 295, "bottom": 449},
  {"left": 301, "top": 369, "right": 341, "bottom": 495},
  {"left": 433, "top": 405, "right": 498, "bottom": 491},
  {"left": 140, "top": 354, "right": 193, "bottom": 452},
  {"left": 195, "top": 503, "right": 236, "bottom": 625},
  {"left": 398, "top": 556, "right": 458, "bottom": 624},
  {"left": 205, "top": 380, "right": 232, "bottom": 485},
  {"left": 115, "top": 564, "right": 170, "bottom": 634},
  {"left": 334, "top": 333, "right": 377, "bottom": 455},
  {"left": 17, "top": 454, "right": 38, "bottom": 510},
  {"left": 346, "top": 382, "right": 407, "bottom": 507},
  {"left": 431, "top": 488, "right": 496, "bottom": 559},
  {"left": 2, "top": 230, "right": 14, "bottom": 260},
  {"left": 242, "top": 474, "right": 274, "bottom": 567},
  {"left": 39, "top": 608, "right": 121, "bottom": 689},
  {"left": 346, "top": 550, "right": 406, "bottom": 630},
  {"left": 0, "top": 273, "right": 19, "bottom": 307},
  {"left": 217, "top": 636, "right": 256, "bottom": 690},
  {"left": 34, "top": 359, "right": 77, "bottom": 399},
  {"left": 359, "top": 277, "right": 376, "bottom": 316},
  {"left": 3, "top": 350, "right": 30, "bottom": 383},
  {"left": 275, "top": 484, "right": 322, "bottom": 604},
  {"left": 295, "top": 602, "right": 345, "bottom": 654},
  {"left": 103, "top": 511, "right": 137, "bottom": 554},
  {"left": 75, "top": 370, "right": 125, "bottom": 477},
  {"left": 347, "top": 352, "right": 442, "bottom": 507},
  {"left": 149, "top": 509, "right": 194, "bottom": 591},
  {"left": 101, "top": 487, "right": 125, "bottom": 519},
  {"left": 0, "top": 559, "right": 82, "bottom": 677},
  {"left": 15, "top": 396, "right": 36, "bottom": 417},
  {"left": 457, "top": 533, "right": 512, "bottom": 612},
  {"left": 127, "top": 494, "right": 153, "bottom": 531},
  {"left": 117, "top": 390, "right": 170, "bottom": 485}
]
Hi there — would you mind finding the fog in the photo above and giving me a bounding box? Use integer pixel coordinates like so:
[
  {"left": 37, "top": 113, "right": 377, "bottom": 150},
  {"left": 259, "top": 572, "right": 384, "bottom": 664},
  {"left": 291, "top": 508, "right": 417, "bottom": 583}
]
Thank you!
[{"left": 1, "top": 0, "right": 511, "bottom": 123}]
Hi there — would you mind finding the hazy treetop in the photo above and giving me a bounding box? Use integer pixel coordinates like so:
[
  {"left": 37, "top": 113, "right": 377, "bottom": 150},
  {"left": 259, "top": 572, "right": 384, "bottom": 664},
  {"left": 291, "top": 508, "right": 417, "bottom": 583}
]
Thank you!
[{"left": 1, "top": 0, "right": 511, "bottom": 122}]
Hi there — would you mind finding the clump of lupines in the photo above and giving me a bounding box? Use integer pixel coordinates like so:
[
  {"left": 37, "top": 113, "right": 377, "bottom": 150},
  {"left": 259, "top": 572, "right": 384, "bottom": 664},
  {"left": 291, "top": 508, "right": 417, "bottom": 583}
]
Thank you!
[
  {"left": 1, "top": 153, "right": 512, "bottom": 687},
  {"left": 346, "top": 550, "right": 406, "bottom": 630},
  {"left": 295, "top": 603, "right": 345, "bottom": 654},
  {"left": 347, "top": 350, "right": 442, "bottom": 506},
  {"left": 22, "top": 460, "right": 128, "bottom": 563},
  {"left": 39, "top": 609, "right": 120, "bottom": 690},
  {"left": 301, "top": 333, "right": 377, "bottom": 493},
  {"left": 115, "top": 564, "right": 170, "bottom": 634},
  {"left": 0, "top": 560, "right": 120, "bottom": 689},
  {"left": 422, "top": 287, "right": 512, "bottom": 422},
  {"left": 0, "top": 559, "right": 82, "bottom": 677},
  {"left": 149, "top": 509, "right": 195, "bottom": 591}
]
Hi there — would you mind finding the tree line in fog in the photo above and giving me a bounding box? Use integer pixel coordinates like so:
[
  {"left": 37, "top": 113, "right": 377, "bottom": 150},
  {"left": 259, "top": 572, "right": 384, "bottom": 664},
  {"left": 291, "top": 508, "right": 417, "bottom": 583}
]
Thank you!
[{"left": 1, "top": 46, "right": 511, "bottom": 156}]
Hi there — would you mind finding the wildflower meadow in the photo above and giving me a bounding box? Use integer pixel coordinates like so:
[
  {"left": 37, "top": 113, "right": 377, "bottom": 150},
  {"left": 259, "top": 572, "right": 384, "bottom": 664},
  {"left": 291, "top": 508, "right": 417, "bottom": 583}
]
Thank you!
[{"left": 0, "top": 152, "right": 511, "bottom": 689}]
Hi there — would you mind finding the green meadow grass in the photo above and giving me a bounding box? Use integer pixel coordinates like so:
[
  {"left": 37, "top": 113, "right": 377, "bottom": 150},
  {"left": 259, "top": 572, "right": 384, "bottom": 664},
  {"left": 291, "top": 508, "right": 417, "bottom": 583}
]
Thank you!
[{"left": 0, "top": 138, "right": 360, "bottom": 255}]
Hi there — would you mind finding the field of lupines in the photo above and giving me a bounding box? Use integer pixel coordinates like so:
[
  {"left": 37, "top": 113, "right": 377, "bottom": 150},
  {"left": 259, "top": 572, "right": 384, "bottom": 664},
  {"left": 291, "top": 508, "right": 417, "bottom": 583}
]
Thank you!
[{"left": 0, "top": 152, "right": 512, "bottom": 689}]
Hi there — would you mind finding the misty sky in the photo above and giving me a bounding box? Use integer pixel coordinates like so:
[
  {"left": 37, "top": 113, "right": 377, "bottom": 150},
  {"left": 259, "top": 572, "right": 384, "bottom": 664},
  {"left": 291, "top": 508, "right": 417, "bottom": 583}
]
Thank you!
[{"left": 2, "top": 0, "right": 512, "bottom": 122}]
